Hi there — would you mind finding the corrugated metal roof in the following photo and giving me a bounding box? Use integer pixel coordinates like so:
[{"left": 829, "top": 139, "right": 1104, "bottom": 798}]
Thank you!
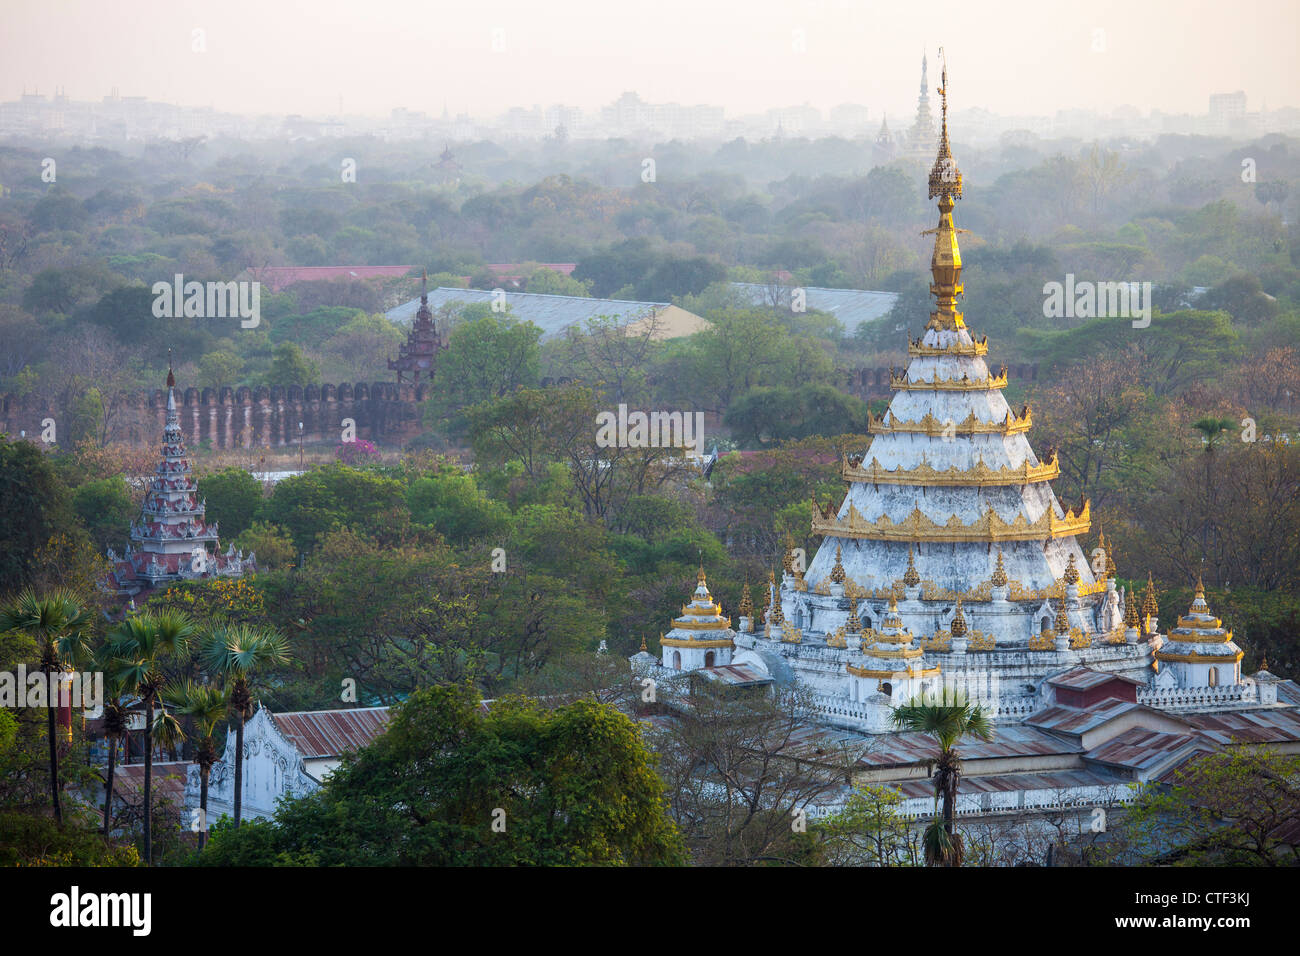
[
  {"left": 1181, "top": 707, "right": 1300, "bottom": 744},
  {"left": 1082, "top": 728, "right": 1212, "bottom": 774},
  {"left": 729, "top": 283, "right": 899, "bottom": 329},
  {"left": 271, "top": 706, "right": 391, "bottom": 759},
  {"left": 386, "top": 287, "right": 679, "bottom": 340},
  {"left": 1024, "top": 699, "right": 1145, "bottom": 737},
  {"left": 1047, "top": 666, "right": 1144, "bottom": 690},
  {"left": 113, "top": 761, "right": 191, "bottom": 806},
  {"left": 853, "top": 724, "right": 1080, "bottom": 768},
  {"left": 696, "top": 664, "right": 774, "bottom": 687}
]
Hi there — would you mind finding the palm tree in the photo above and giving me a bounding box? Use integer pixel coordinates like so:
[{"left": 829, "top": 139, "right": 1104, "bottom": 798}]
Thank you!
[
  {"left": 202, "top": 624, "right": 290, "bottom": 826},
  {"left": 98, "top": 678, "right": 132, "bottom": 835},
  {"left": 890, "top": 686, "right": 993, "bottom": 866},
  {"left": 163, "top": 678, "right": 228, "bottom": 849},
  {"left": 0, "top": 589, "right": 94, "bottom": 823},
  {"left": 105, "top": 609, "right": 195, "bottom": 865}
]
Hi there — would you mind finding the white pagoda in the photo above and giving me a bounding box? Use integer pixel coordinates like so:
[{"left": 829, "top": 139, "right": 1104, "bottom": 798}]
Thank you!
[{"left": 108, "top": 366, "right": 254, "bottom": 593}]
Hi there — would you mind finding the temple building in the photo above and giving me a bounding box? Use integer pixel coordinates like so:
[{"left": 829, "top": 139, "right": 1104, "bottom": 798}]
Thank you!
[
  {"left": 632, "top": 63, "right": 1300, "bottom": 833},
  {"left": 388, "top": 275, "right": 448, "bottom": 384},
  {"left": 107, "top": 366, "right": 254, "bottom": 594}
]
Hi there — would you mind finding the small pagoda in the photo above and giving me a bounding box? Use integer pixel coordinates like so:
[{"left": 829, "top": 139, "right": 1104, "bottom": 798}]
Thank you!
[
  {"left": 388, "top": 274, "right": 447, "bottom": 384},
  {"left": 107, "top": 365, "right": 253, "bottom": 593}
]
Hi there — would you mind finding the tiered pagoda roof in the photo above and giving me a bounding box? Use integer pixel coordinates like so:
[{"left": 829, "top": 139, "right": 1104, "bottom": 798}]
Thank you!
[
  {"left": 108, "top": 366, "right": 253, "bottom": 592},
  {"left": 388, "top": 274, "right": 447, "bottom": 384}
]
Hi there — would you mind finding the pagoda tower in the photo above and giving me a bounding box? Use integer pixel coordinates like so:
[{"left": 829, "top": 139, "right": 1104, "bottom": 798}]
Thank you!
[
  {"left": 108, "top": 366, "right": 253, "bottom": 592},
  {"left": 1153, "top": 577, "right": 1244, "bottom": 689},
  {"left": 757, "top": 59, "right": 1154, "bottom": 722},
  {"left": 658, "top": 567, "right": 735, "bottom": 671},
  {"left": 906, "top": 51, "right": 937, "bottom": 160},
  {"left": 388, "top": 274, "right": 447, "bottom": 384}
]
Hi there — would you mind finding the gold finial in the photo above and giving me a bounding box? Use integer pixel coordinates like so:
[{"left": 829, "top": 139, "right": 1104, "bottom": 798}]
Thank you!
[
  {"left": 1055, "top": 598, "right": 1070, "bottom": 635},
  {"left": 770, "top": 592, "right": 785, "bottom": 626},
  {"left": 781, "top": 533, "right": 797, "bottom": 575},
  {"left": 1262, "top": 655, "right": 1270, "bottom": 672},
  {"left": 922, "top": 49, "right": 965, "bottom": 331},
  {"left": 1124, "top": 587, "right": 1140, "bottom": 628},
  {"left": 1194, "top": 574, "right": 1205, "bottom": 600},
  {"left": 951, "top": 597, "right": 967, "bottom": 638},
  {"left": 639, "top": 634, "right": 647, "bottom": 652},
  {"left": 830, "top": 543, "right": 847, "bottom": 584},
  {"left": 888, "top": 594, "right": 899, "bottom": 613},
  {"left": 991, "top": 549, "right": 1008, "bottom": 587},
  {"left": 903, "top": 544, "right": 920, "bottom": 587},
  {"left": 697, "top": 562, "right": 707, "bottom": 585},
  {"left": 738, "top": 579, "right": 753, "bottom": 618},
  {"left": 1142, "top": 572, "right": 1158, "bottom": 617},
  {"left": 845, "top": 598, "right": 862, "bottom": 634},
  {"left": 1063, "top": 553, "right": 1080, "bottom": 585},
  {"left": 1102, "top": 527, "right": 1117, "bottom": 578}
]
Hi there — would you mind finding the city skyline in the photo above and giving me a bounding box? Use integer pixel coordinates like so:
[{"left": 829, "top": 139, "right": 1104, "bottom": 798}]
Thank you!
[{"left": 2, "top": 0, "right": 1298, "bottom": 122}]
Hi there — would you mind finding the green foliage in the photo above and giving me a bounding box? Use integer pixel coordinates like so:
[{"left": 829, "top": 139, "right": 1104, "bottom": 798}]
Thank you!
[
  {"left": 195, "top": 686, "right": 686, "bottom": 866},
  {"left": 406, "top": 469, "right": 508, "bottom": 546},
  {"left": 0, "top": 811, "right": 140, "bottom": 866},
  {"left": 725, "top": 384, "right": 868, "bottom": 447},
  {"left": 71, "top": 475, "right": 134, "bottom": 552},
  {"left": 267, "top": 342, "right": 319, "bottom": 385},
  {"left": 199, "top": 467, "right": 264, "bottom": 539},
  {"left": 233, "top": 521, "right": 296, "bottom": 570},
  {"left": 257, "top": 463, "right": 408, "bottom": 552},
  {"left": 0, "top": 437, "right": 77, "bottom": 592},
  {"left": 430, "top": 312, "right": 543, "bottom": 426}
]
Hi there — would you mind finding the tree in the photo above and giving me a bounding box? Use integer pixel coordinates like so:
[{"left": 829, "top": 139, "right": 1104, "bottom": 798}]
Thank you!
[
  {"left": 164, "top": 679, "right": 229, "bottom": 850},
  {"left": 197, "top": 685, "right": 686, "bottom": 865},
  {"left": 815, "top": 783, "right": 918, "bottom": 866},
  {"left": 268, "top": 342, "right": 319, "bottom": 385},
  {"left": 197, "top": 350, "right": 244, "bottom": 389},
  {"left": 233, "top": 521, "right": 296, "bottom": 570},
  {"left": 97, "top": 677, "right": 132, "bottom": 836},
  {"left": 202, "top": 624, "right": 291, "bottom": 827},
  {"left": 0, "top": 437, "right": 78, "bottom": 590},
  {"left": 1106, "top": 748, "right": 1300, "bottom": 865},
  {"left": 431, "top": 313, "right": 543, "bottom": 423},
  {"left": 889, "top": 687, "right": 993, "bottom": 866},
  {"left": 257, "top": 463, "right": 409, "bottom": 552},
  {"left": 0, "top": 589, "right": 94, "bottom": 823},
  {"left": 105, "top": 609, "right": 196, "bottom": 864},
  {"left": 199, "top": 467, "right": 263, "bottom": 539},
  {"left": 71, "top": 476, "right": 135, "bottom": 552},
  {"left": 406, "top": 469, "right": 507, "bottom": 546}
]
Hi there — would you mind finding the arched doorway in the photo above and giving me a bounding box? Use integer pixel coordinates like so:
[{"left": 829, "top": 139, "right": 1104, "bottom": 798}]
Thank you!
[
  {"left": 672, "top": 650, "right": 682, "bottom": 670},
  {"left": 704, "top": 650, "right": 716, "bottom": 667}
]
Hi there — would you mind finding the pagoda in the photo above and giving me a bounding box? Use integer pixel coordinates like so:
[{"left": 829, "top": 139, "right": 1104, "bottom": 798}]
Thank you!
[
  {"left": 107, "top": 366, "right": 253, "bottom": 594},
  {"left": 732, "top": 59, "right": 1156, "bottom": 728},
  {"left": 388, "top": 273, "right": 447, "bottom": 384},
  {"left": 658, "top": 567, "right": 736, "bottom": 672},
  {"left": 905, "top": 51, "right": 937, "bottom": 160}
]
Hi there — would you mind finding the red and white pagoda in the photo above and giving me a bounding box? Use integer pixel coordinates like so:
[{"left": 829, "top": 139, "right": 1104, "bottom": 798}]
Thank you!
[{"left": 108, "top": 367, "right": 254, "bottom": 594}]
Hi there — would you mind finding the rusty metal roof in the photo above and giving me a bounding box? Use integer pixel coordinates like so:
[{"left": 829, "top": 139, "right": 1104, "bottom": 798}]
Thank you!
[
  {"left": 271, "top": 706, "right": 391, "bottom": 759},
  {"left": 1082, "top": 727, "right": 1213, "bottom": 774},
  {"left": 113, "top": 761, "right": 191, "bottom": 807},
  {"left": 1024, "top": 699, "right": 1148, "bottom": 737},
  {"left": 852, "top": 723, "right": 1080, "bottom": 769},
  {"left": 1047, "top": 666, "right": 1144, "bottom": 690},
  {"left": 1181, "top": 707, "right": 1300, "bottom": 744},
  {"left": 695, "top": 664, "right": 774, "bottom": 687}
]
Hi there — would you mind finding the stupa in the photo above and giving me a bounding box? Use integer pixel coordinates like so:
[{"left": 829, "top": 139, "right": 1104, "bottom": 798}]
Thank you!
[
  {"left": 730, "top": 59, "right": 1156, "bottom": 729},
  {"left": 388, "top": 273, "right": 448, "bottom": 384},
  {"left": 107, "top": 365, "right": 254, "bottom": 594}
]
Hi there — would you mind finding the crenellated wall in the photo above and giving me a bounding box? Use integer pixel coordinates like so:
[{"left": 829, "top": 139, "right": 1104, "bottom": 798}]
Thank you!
[{"left": 0, "top": 381, "right": 436, "bottom": 450}]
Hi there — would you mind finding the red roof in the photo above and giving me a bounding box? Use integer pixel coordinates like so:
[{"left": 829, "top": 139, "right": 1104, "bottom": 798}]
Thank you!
[
  {"left": 113, "top": 761, "right": 191, "bottom": 807},
  {"left": 271, "top": 706, "right": 391, "bottom": 759}
]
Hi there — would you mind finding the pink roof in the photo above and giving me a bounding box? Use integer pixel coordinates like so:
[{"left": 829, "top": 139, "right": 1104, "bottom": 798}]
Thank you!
[{"left": 271, "top": 706, "right": 391, "bottom": 759}]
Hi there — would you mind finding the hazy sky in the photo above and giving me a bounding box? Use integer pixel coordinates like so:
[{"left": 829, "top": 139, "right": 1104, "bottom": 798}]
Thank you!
[{"left": 3, "top": 0, "right": 1297, "bottom": 119}]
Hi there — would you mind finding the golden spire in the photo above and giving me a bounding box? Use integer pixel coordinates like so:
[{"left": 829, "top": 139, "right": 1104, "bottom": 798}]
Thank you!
[
  {"left": 1142, "top": 572, "right": 1159, "bottom": 617},
  {"left": 845, "top": 599, "right": 862, "bottom": 634},
  {"left": 1194, "top": 574, "right": 1205, "bottom": 600},
  {"left": 1124, "top": 587, "right": 1140, "bottom": 628},
  {"left": 922, "top": 48, "right": 965, "bottom": 331},
  {"left": 951, "top": 597, "right": 967, "bottom": 638},
  {"left": 991, "top": 549, "right": 1008, "bottom": 587},
  {"left": 639, "top": 634, "right": 647, "bottom": 652},
  {"left": 697, "top": 563, "right": 707, "bottom": 585},
  {"left": 1063, "top": 553, "right": 1080, "bottom": 586},
  {"left": 1055, "top": 594, "right": 1070, "bottom": 634},
  {"left": 1101, "top": 527, "right": 1117, "bottom": 578},
  {"left": 830, "top": 543, "right": 847, "bottom": 584},
  {"left": 781, "top": 533, "right": 798, "bottom": 575},
  {"left": 770, "top": 591, "right": 785, "bottom": 626},
  {"left": 903, "top": 544, "right": 920, "bottom": 587}
]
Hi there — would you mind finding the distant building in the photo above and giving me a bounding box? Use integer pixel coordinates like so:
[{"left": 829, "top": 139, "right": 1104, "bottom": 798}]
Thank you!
[
  {"left": 729, "top": 282, "right": 898, "bottom": 331},
  {"left": 386, "top": 288, "right": 709, "bottom": 341}
]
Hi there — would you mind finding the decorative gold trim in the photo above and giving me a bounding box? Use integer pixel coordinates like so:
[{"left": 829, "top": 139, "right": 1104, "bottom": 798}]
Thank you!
[
  {"left": 908, "top": 336, "right": 988, "bottom": 357},
  {"left": 1028, "top": 633, "right": 1057, "bottom": 651},
  {"left": 670, "top": 618, "right": 733, "bottom": 631},
  {"left": 659, "top": 636, "right": 734, "bottom": 649},
  {"left": 889, "top": 367, "right": 1008, "bottom": 391},
  {"left": 842, "top": 455, "right": 1059, "bottom": 488},
  {"left": 919, "top": 633, "right": 952, "bottom": 652},
  {"left": 867, "top": 408, "right": 1032, "bottom": 436},
  {"left": 1155, "top": 649, "right": 1243, "bottom": 664},
  {"left": 847, "top": 663, "right": 941, "bottom": 679},
  {"left": 1069, "top": 627, "right": 1092, "bottom": 650},
  {"left": 967, "top": 631, "right": 996, "bottom": 652},
  {"left": 811, "top": 500, "right": 1090, "bottom": 543}
]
